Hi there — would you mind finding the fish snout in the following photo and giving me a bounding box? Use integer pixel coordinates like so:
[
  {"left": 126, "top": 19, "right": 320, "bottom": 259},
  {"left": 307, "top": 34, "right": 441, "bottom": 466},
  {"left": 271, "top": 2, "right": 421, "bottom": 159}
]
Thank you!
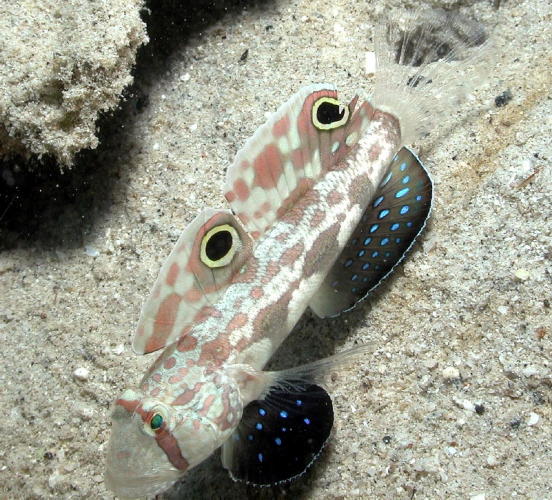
[{"left": 104, "top": 396, "right": 183, "bottom": 497}]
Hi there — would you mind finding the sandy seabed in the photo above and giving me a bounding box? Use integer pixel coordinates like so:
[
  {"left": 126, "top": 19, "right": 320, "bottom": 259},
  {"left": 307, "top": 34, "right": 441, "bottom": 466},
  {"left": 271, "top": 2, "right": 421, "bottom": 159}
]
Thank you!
[{"left": 1, "top": 0, "right": 550, "bottom": 498}]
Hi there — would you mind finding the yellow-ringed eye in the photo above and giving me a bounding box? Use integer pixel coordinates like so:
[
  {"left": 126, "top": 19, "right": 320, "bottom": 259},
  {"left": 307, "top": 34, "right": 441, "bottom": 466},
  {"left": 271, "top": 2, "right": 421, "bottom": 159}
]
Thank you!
[
  {"left": 312, "top": 97, "right": 350, "bottom": 130},
  {"left": 200, "top": 224, "right": 240, "bottom": 268}
]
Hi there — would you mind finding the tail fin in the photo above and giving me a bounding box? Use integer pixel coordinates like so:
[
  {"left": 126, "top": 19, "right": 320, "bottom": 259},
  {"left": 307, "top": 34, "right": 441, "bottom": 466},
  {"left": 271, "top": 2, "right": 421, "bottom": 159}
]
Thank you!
[{"left": 372, "top": 9, "right": 492, "bottom": 145}]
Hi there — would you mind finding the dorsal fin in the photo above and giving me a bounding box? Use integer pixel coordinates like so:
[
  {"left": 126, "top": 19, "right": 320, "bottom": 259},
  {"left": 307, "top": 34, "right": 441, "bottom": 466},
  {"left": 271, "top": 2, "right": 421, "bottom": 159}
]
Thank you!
[
  {"left": 309, "top": 147, "right": 432, "bottom": 318},
  {"left": 133, "top": 209, "right": 253, "bottom": 354},
  {"left": 224, "top": 84, "right": 374, "bottom": 239}
]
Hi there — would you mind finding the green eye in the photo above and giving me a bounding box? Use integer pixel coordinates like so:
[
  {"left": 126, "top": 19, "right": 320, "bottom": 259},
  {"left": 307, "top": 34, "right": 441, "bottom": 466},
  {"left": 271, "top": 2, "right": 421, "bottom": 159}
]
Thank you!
[{"left": 150, "top": 413, "right": 164, "bottom": 431}]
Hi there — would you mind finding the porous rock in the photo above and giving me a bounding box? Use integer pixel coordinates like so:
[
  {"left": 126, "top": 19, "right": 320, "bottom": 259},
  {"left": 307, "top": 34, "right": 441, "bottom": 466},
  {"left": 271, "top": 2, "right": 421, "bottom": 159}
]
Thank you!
[{"left": 0, "top": 1, "right": 147, "bottom": 166}]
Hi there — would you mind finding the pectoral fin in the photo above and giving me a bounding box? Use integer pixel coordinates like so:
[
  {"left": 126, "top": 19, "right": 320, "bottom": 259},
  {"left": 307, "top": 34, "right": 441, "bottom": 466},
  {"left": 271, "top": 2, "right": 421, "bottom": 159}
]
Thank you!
[
  {"left": 309, "top": 147, "right": 432, "bottom": 318},
  {"left": 223, "top": 345, "right": 373, "bottom": 485}
]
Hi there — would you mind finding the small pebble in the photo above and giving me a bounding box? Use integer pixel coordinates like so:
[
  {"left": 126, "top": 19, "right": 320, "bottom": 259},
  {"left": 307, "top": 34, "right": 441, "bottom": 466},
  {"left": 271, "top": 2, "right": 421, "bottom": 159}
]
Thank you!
[
  {"left": 48, "top": 471, "right": 64, "bottom": 489},
  {"left": 414, "top": 456, "right": 440, "bottom": 474},
  {"left": 470, "top": 494, "right": 486, "bottom": 500},
  {"left": 84, "top": 245, "right": 100, "bottom": 258},
  {"left": 510, "top": 418, "right": 521, "bottom": 429},
  {"left": 522, "top": 365, "right": 539, "bottom": 377},
  {"left": 514, "top": 268, "right": 530, "bottom": 281},
  {"left": 442, "top": 366, "right": 460, "bottom": 380},
  {"left": 495, "top": 89, "right": 512, "bottom": 107},
  {"left": 454, "top": 398, "right": 475, "bottom": 412},
  {"left": 73, "top": 367, "right": 89, "bottom": 381},
  {"left": 497, "top": 305, "right": 509, "bottom": 315},
  {"left": 112, "top": 344, "right": 125, "bottom": 355},
  {"left": 365, "top": 51, "right": 377, "bottom": 75},
  {"left": 179, "top": 72, "right": 190, "bottom": 82},
  {"left": 423, "top": 358, "right": 438, "bottom": 370},
  {"left": 77, "top": 405, "right": 94, "bottom": 421},
  {"left": 527, "top": 412, "right": 539, "bottom": 426},
  {"left": 486, "top": 455, "right": 498, "bottom": 467}
]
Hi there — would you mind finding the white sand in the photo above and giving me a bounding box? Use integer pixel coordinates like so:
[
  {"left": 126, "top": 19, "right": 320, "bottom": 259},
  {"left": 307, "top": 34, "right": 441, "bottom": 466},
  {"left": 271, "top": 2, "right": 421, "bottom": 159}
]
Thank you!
[{"left": 1, "top": 0, "right": 550, "bottom": 498}]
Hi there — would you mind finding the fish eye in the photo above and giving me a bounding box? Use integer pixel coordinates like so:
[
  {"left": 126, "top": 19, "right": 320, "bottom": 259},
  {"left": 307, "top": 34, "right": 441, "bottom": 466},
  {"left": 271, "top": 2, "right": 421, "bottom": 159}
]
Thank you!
[
  {"left": 143, "top": 405, "right": 170, "bottom": 436},
  {"left": 150, "top": 413, "right": 164, "bottom": 431},
  {"left": 200, "top": 224, "right": 240, "bottom": 268},
  {"left": 312, "top": 97, "right": 350, "bottom": 130}
]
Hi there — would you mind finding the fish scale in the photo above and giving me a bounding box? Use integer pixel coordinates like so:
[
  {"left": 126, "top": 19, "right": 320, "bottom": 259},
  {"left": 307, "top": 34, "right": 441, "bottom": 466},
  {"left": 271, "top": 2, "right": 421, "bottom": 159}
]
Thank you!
[{"left": 105, "top": 10, "right": 491, "bottom": 497}]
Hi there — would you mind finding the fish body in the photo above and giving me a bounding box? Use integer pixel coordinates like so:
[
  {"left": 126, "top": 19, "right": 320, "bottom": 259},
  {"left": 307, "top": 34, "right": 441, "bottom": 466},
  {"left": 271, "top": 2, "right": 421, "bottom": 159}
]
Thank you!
[{"left": 106, "top": 11, "right": 490, "bottom": 497}]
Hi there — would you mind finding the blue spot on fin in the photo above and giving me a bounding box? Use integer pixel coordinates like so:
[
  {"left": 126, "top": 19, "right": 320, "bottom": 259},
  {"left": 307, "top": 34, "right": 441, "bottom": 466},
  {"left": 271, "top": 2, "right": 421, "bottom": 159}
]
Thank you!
[
  {"left": 309, "top": 146, "right": 433, "bottom": 318},
  {"left": 221, "top": 382, "right": 333, "bottom": 485}
]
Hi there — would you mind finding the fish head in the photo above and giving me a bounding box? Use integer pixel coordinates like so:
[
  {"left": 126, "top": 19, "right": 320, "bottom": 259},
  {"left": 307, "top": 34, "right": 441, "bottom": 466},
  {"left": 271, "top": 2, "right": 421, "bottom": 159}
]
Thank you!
[{"left": 105, "top": 374, "right": 243, "bottom": 497}]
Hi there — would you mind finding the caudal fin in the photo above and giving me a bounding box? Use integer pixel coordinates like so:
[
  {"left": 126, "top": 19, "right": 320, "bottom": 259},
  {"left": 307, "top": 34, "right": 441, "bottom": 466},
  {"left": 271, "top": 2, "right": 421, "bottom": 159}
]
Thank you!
[{"left": 373, "top": 9, "right": 492, "bottom": 145}]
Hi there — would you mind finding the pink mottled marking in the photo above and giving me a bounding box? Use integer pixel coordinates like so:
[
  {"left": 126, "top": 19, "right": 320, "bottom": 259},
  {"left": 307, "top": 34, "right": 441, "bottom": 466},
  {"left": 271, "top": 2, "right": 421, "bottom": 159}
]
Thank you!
[
  {"left": 198, "top": 337, "right": 231, "bottom": 366},
  {"left": 309, "top": 209, "right": 325, "bottom": 229},
  {"left": 184, "top": 288, "right": 203, "bottom": 302},
  {"left": 275, "top": 178, "right": 314, "bottom": 219},
  {"left": 166, "top": 262, "right": 179, "bottom": 287},
  {"left": 253, "top": 144, "right": 283, "bottom": 189},
  {"left": 290, "top": 149, "right": 305, "bottom": 168},
  {"left": 146, "top": 293, "right": 182, "bottom": 353},
  {"left": 272, "top": 115, "right": 291, "bottom": 138},
  {"left": 281, "top": 242, "right": 305, "bottom": 267},
  {"left": 250, "top": 287, "right": 263, "bottom": 299},
  {"left": 328, "top": 191, "right": 344, "bottom": 205},
  {"left": 173, "top": 382, "right": 201, "bottom": 406},
  {"left": 226, "top": 313, "right": 247, "bottom": 333},
  {"left": 164, "top": 356, "right": 176, "bottom": 370},
  {"left": 173, "top": 388, "right": 196, "bottom": 406},
  {"left": 199, "top": 394, "right": 216, "bottom": 417},
  {"left": 168, "top": 374, "right": 183, "bottom": 384},
  {"left": 233, "top": 179, "right": 250, "bottom": 201},
  {"left": 176, "top": 335, "right": 197, "bottom": 352}
]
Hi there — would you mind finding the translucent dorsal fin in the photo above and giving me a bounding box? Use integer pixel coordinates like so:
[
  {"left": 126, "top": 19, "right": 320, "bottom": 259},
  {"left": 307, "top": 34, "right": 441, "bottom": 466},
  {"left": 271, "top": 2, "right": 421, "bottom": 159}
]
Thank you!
[
  {"left": 133, "top": 208, "right": 253, "bottom": 354},
  {"left": 224, "top": 83, "right": 374, "bottom": 239}
]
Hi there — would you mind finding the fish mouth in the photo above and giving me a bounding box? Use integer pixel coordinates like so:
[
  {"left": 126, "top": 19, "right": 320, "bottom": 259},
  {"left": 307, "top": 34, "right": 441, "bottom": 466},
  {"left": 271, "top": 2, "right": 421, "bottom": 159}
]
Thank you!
[{"left": 104, "top": 402, "right": 183, "bottom": 498}]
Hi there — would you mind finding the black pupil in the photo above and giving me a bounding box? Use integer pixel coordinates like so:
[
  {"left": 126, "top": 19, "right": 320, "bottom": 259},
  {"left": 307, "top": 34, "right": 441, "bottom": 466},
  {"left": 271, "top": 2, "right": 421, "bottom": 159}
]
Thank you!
[
  {"left": 316, "top": 101, "right": 345, "bottom": 125},
  {"left": 206, "top": 230, "right": 233, "bottom": 261}
]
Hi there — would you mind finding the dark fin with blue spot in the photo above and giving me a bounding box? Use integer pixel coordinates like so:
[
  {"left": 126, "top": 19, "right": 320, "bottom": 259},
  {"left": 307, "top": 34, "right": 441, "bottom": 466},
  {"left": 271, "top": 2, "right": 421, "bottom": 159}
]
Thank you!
[
  {"left": 310, "top": 146, "right": 432, "bottom": 318},
  {"left": 221, "top": 381, "right": 333, "bottom": 485}
]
